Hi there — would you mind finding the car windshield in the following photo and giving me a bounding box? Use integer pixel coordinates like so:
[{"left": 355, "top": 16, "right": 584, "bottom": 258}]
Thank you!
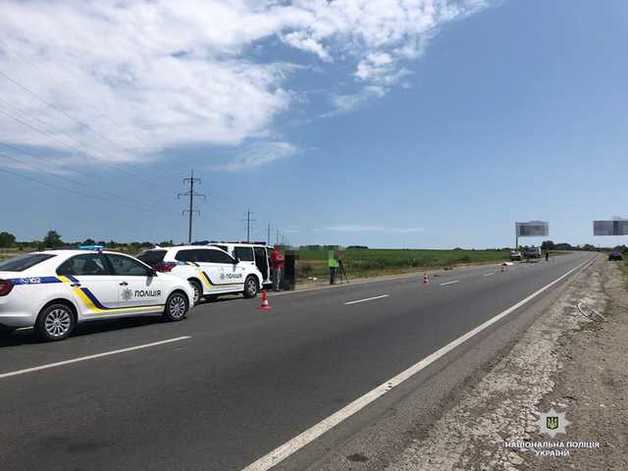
[{"left": 0, "top": 253, "right": 56, "bottom": 272}]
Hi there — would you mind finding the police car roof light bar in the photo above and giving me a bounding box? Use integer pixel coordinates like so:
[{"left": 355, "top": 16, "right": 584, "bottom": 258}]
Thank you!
[{"left": 79, "top": 244, "right": 104, "bottom": 252}]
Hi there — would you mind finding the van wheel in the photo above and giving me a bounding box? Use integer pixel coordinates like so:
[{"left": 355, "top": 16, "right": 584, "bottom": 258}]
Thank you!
[
  {"left": 163, "top": 292, "right": 189, "bottom": 321},
  {"left": 243, "top": 276, "right": 259, "bottom": 298},
  {"left": 189, "top": 280, "right": 202, "bottom": 305},
  {"left": 36, "top": 303, "right": 76, "bottom": 341}
]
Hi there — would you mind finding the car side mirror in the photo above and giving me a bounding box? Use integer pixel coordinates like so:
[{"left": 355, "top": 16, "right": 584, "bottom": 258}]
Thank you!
[
  {"left": 233, "top": 257, "right": 240, "bottom": 264},
  {"left": 148, "top": 268, "right": 158, "bottom": 277}
]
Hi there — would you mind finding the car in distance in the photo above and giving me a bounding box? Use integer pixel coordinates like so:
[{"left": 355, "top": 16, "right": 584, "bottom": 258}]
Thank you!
[
  {"left": 608, "top": 251, "right": 623, "bottom": 261},
  {"left": 137, "top": 245, "right": 264, "bottom": 304},
  {"left": 523, "top": 246, "right": 542, "bottom": 259},
  {"left": 510, "top": 250, "right": 523, "bottom": 261},
  {"left": 0, "top": 249, "right": 195, "bottom": 341}
]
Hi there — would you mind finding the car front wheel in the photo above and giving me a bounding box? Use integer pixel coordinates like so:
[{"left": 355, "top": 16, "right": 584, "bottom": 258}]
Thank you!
[{"left": 163, "top": 292, "right": 189, "bottom": 321}]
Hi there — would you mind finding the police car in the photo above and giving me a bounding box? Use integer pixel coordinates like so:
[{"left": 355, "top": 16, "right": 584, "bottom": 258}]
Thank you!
[
  {"left": 137, "top": 245, "right": 264, "bottom": 304},
  {"left": 0, "top": 249, "right": 195, "bottom": 341}
]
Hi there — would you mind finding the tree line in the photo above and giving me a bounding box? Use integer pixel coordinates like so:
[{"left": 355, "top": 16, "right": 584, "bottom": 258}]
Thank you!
[{"left": 0, "top": 230, "right": 175, "bottom": 250}]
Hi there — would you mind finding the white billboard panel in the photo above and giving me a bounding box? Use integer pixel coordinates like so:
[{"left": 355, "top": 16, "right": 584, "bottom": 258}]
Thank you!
[{"left": 516, "top": 221, "right": 549, "bottom": 237}]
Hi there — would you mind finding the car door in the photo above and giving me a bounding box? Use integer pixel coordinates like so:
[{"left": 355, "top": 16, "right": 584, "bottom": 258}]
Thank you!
[
  {"left": 254, "top": 246, "right": 270, "bottom": 283},
  {"left": 56, "top": 253, "right": 117, "bottom": 316},
  {"left": 192, "top": 248, "right": 224, "bottom": 291},
  {"left": 203, "top": 248, "right": 244, "bottom": 291},
  {"left": 173, "top": 249, "right": 214, "bottom": 294},
  {"left": 105, "top": 254, "right": 165, "bottom": 309}
]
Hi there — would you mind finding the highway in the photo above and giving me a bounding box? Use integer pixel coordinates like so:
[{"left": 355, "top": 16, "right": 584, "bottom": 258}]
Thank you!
[{"left": 0, "top": 252, "right": 593, "bottom": 471}]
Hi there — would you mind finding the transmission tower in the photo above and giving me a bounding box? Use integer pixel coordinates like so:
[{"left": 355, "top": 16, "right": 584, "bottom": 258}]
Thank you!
[{"left": 177, "top": 170, "right": 206, "bottom": 243}]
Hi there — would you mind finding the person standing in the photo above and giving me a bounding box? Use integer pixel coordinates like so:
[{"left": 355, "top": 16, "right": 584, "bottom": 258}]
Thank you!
[
  {"left": 545, "top": 250, "right": 550, "bottom": 262},
  {"left": 328, "top": 249, "right": 339, "bottom": 285},
  {"left": 270, "top": 245, "right": 285, "bottom": 291}
]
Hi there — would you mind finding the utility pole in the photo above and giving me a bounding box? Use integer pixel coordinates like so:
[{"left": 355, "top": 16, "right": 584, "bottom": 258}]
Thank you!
[
  {"left": 267, "top": 223, "right": 271, "bottom": 246},
  {"left": 177, "top": 170, "right": 205, "bottom": 244},
  {"left": 242, "top": 210, "right": 256, "bottom": 242}
]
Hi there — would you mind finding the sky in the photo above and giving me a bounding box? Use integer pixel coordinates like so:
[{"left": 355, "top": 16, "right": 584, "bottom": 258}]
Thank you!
[{"left": 0, "top": 0, "right": 627, "bottom": 249}]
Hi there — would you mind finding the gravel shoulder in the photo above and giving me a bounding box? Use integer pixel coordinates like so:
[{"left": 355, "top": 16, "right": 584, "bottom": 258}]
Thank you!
[{"left": 384, "top": 256, "right": 626, "bottom": 470}]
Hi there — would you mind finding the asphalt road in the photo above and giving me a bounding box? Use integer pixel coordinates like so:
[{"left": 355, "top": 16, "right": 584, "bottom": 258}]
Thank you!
[{"left": 0, "top": 252, "right": 593, "bottom": 471}]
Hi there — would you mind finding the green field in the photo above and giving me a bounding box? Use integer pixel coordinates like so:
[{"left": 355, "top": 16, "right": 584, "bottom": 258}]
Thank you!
[{"left": 296, "top": 248, "right": 509, "bottom": 280}]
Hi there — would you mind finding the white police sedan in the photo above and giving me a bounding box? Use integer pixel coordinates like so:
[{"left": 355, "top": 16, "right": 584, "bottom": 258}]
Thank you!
[{"left": 0, "top": 249, "right": 195, "bottom": 341}]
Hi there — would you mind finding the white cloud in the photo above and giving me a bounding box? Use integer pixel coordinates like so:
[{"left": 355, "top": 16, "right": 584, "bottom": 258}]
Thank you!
[
  {"left": 0, "top": 0, "right": 490, "bottom": 170},
  {"left": 323, "top": 225, "right": 424, "bottom": 233},
  {"left": 326, "top": 85, "right": 387, "bottom": 115},
  {"left": 209, "top": 141, "right": 297, "bottom": 172}
]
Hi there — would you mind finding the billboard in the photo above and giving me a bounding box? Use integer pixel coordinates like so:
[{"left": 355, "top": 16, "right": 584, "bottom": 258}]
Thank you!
[
  {"left": 593, "top": 220, "right": 628, "bottom": 236},
  {"left": 516, "top": 221, "right": 549, "bottom": 237}
]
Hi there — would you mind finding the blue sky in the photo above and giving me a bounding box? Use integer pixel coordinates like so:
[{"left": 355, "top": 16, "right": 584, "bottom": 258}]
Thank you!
[{"left": 0, "top": 0, "right": 627, "bottom": 248}]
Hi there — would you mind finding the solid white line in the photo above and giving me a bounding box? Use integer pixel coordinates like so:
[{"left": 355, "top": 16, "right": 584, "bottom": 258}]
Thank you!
[
  {"left": 240, "top": 257, "right": 593, "bottom": 471},
  {"left": 0, "top": 336, "right": 191, "bottom": 380},
  {"left": 440, "top": 280, "right": 460, "bottom": 286},
  {"left": 484, "top": 272, "right": 496, "bottom": 277},
  {"left": 344, "top": 294, "right": 390, "bottom": 305}
]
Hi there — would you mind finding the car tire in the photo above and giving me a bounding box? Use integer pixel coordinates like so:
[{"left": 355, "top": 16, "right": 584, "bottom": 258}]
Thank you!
[
  {"left": 243, "top": 275, "right": 259, "bottom": 298},
  {"left": 163, "top": 291, "right": 189, "bottom": 322},
  {"left": 35, "top": 303, "right": 76, "bottom": 341},
  {"left": 189, "top": 279, "right": 203, "bottom": 305}
]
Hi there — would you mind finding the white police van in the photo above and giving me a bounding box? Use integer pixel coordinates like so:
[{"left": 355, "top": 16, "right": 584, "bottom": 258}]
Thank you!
[
  {"left": 0, "top": 249, "right": 195, "bottom": 341},
  {"left": 209, "top": 242, "right": 272, "bottom": 288},
  {"left": 137, "top": 245, "right": 264, "bottom": 304}
]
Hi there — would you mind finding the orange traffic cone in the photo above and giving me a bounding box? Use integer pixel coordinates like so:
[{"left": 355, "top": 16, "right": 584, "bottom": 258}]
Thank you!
[
  {"left": 258, "top": 290, "right": 272, "bottom": 312},
  {"left": 423, "top": 273, "right": 430, "bottom": 285}
]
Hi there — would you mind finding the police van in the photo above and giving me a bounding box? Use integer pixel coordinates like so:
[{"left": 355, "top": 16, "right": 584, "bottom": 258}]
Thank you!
[
  {"left": 208, "top": 242, "right": 272, "bottom": 287},
  {"left": 0, "top": 249, "right": 195, "bottom": 341},
  {"left": 137, "top": 245, "right": 264, "bottom": 304}
]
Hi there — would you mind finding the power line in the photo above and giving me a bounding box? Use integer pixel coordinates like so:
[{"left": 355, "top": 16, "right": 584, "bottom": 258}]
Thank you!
[
  {"left": 0, "top": 63, "right": 191, "bottom": 185},
  {"left": 0, "top": 69, "right": 142, "bottom": 156},
  {"left": 0, "top": 105, "right": 163, "bottom": 188},
  {"left": 177, "top": 169, "right": 206, "bottom": 243},
  {"left": 0, "top": 165, "right": 118, "bottom": 201},
  {"left": 0, "top": 143, "right": 159, "bottom": 213}
]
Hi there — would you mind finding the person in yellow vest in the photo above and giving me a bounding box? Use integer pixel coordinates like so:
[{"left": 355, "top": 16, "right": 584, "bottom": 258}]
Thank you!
[{"left": 328, "top": 249, "right": 339, "bottom": 285}]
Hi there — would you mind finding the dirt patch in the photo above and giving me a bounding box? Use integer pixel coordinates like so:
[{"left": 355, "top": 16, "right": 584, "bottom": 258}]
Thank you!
[{"left": 386, "top": 258, "right": 627, "bottom": 470}]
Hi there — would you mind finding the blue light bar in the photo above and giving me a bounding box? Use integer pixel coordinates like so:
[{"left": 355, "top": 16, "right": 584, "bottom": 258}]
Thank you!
[{"left": 79, "top": 245, "right": 104, "bottom": 251}]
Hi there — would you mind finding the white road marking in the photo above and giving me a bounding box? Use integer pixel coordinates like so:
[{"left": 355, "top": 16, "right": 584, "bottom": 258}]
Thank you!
[
  {"left": 0, "top": 336, "right": 191, "bottom": 380},
  {"left": 240, "top": 257, "right": 593, "bottom": 471},
  {"left": 344, "top": 294, "right": 390, "bottom": 305},
  {"left": 440, "top": 280, "right": 460, "bottom": 286},
  {"left": 484, "top": 272, "right": 496, "bottom": 277}
]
